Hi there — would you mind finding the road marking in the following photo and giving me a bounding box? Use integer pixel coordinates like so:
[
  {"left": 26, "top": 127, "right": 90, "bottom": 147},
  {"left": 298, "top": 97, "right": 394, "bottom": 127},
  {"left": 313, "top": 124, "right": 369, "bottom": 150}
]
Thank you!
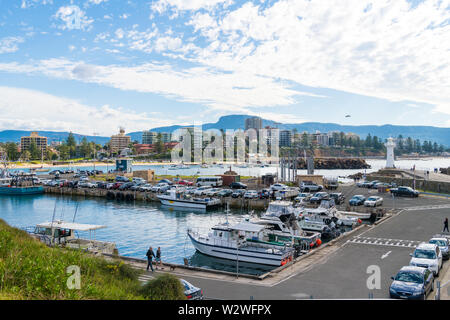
[
  {"left": 381, "top": 251, "right": 392, "bottom": 259},
  {"left": 347, "top": 236, "right": 421, "bottom": 248},
  {"left": 404, "top": 204, "right": 450, "bottom": 211}
]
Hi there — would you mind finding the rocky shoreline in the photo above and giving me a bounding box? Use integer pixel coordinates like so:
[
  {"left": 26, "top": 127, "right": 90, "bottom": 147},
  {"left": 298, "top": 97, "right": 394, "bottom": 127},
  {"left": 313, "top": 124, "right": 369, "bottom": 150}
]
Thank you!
[{"left": 295, "top": 157, "right": 371, "bottom": 169}]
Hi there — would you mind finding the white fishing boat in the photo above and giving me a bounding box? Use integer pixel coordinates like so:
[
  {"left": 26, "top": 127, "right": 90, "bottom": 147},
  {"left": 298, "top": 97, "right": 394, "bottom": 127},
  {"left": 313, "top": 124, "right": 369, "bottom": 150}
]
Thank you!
[
  {"left": 157, "top": 189, "right": 221, "bottom": 210},
  {"left": 337, "top": 210, "right": 373, "bottom": 220},
  {"left": 168, "top": 163, "right": 190, "bottom": 170},
  {"left": 187, "top": 220, "right": 294, "bottom": 266},
  {"left": 253, "top": 201, "right": 321, "bottom": 245},
  {"left": 27, "top": 220, "right": 118, "bottom": 255}
]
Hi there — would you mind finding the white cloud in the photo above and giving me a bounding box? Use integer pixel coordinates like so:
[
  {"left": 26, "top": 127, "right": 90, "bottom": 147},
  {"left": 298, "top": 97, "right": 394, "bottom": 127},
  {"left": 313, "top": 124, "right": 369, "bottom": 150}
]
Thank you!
[
  {"left": 0, "top": 86, "right": 174, "bottom": 136},
  {"left": 88, "top": 0, "right": 109, "bottom": 4},
  {"left": 0, "top": 37, "right": 24, "bottom": 54},
  {"left": 151, "top": 0, "right": 232, "bottom": 13},
  {"left": 54, "top": 5, "right": 94, "bottom": 31},
  {"left": 0, "top": 58, "right": 320, "bottom": 111},
  {"left": 183, "top": 0, "right": 450, "bottom": 117}
]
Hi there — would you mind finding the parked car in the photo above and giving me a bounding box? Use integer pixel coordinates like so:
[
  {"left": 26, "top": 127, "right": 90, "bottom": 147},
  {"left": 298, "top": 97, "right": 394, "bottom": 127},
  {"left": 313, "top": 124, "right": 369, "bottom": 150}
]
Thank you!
[
  {"left": 204, "top": 188, "right": 221, "bottom": 197},
  {"left": 309, "top": 192, "right": 329, "bottom": 204},
  {"left": 159, "top": 179, "right": 173, "bottom": 185},
  {"left": 184, "top": 186, "right": 197, "bottom": 195},
  {"left": 349, "top": 195, "right": 366, "bottom": 206},
  {"left": 115, "top": 176, "right": 130, "bottom": 182},
  {"left": 217, "top": 189, "right": 233, "bottom": 197},
  {"left": 294, "top": 192, "right": 312, "bottom": 203},
  {"left": 112, "top": 182, "right": 124, "bottom": 190},
  {"left": 96, "top": 182, "right": 107, "bottom": 189},
  {"left": 389, "top": 266, "right": 434, "bottom": 300},
  {"left": 270, "top": 183, "right": 289, "bottom": 192},
  {"left": 229, "top": 182, "right": 248, "bottom": 189},
  {"left": 244, "top": 190, "right": 259, "bottom": 199},
  {"left": 132, "top": 177, "right": 147, "bottom": 184},
  {"left": 329, "top": 193, "right": 345, "bottom": 205},
  {"left": 151, "top": 183, "right": 170, "bottom": 193},
  {"left": 299, "top": 182, "right": 323, "bottom": 192},
  {"left": 429, "top": 236, "right": 450, "bottom": 260},
  {"left": 180, "top": 279, "right": 203, "bottom": 300},
  {"left": 231, "top": 189, "right": 246, "bottom": 198},
  {"left": 138, "top": 184, "right": 153, "bottom": 192},
  {"left": 391, "top": 186, "right": 419, "bottom": 197},
  {"left": 409, "top": 243, "right": 443, "bottom": 276},
  {"left": 368, "top": 180, "right": 380, "bottom": 189},
  {"left": 177, "top": 180, "right": 193, "bottom": 186},
  {"left": 364, "top": 196, "right": 383, "bottom": 207},
  {"left": 193, "top": 186, "right": 212, "bottom": 196}
]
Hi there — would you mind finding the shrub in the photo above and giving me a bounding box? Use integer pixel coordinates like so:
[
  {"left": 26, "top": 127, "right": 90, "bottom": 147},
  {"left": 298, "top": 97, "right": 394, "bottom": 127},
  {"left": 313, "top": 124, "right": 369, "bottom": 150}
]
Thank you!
[{"left": 139, "top": 273, "right": 186, "bottom": 300}]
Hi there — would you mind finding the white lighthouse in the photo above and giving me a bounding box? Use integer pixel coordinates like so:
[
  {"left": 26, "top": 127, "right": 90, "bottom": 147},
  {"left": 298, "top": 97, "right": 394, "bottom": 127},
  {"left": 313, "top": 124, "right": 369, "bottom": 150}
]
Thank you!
[{"left": 385, "top": 137, "right": 395, "bottom": 168}]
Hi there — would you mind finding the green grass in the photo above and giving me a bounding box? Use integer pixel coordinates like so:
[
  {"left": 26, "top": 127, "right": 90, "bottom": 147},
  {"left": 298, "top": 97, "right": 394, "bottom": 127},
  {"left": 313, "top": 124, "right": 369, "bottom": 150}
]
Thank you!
[{"left": 0, "top": 219, "right": 185, "bottom": 300}]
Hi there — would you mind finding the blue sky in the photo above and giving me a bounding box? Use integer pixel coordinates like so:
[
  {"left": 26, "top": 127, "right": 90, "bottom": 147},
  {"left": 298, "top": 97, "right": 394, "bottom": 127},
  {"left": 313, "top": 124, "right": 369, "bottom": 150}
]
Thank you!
[{"left": 0, "top": 0, "right": 449, "bottom": 135}]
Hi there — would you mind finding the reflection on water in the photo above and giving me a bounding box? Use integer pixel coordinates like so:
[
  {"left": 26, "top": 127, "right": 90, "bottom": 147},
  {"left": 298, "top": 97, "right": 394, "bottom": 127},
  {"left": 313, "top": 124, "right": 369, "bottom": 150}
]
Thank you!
[{"left": 188, "top": 251, "right": 275, "bottom": 276}]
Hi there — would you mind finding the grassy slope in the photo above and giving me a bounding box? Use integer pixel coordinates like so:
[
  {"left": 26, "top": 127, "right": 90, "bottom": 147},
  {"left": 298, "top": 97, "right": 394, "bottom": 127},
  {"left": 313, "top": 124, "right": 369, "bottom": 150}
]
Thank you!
[{"left": 0, "top": 219, "right": 185, "bottom": 300}]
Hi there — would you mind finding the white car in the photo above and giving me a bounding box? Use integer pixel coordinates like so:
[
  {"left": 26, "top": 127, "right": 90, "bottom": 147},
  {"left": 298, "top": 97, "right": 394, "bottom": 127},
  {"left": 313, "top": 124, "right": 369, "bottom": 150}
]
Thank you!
[
  {"left": 184, "top": 187, "right": 196, "bottom": 195},
  {"left": 204, "top": 188, "right": 221, "bottom": 197},
  {"left": 138, "top": 184, "right": 153, "bottom": 192},
  {"left": 244, "top": 190, "right": 259, "bottom": 199},
  {"left": 270, "top": 183, "right": 288, "bottom": 192},
  {"left": 295, "top": 192, "right": 312, "bottom": 203},
  {"left": 409, "top": 243, "right": 443, "bottom": 276},
  {"left": 364, "top": 196, "right": 383, "bottom": 207},
  {"left": 151, "top": 183, "right": 169, "bottom": 192},
  {"left": 194, "top": 186, "right": 212, "bottom": 196}
]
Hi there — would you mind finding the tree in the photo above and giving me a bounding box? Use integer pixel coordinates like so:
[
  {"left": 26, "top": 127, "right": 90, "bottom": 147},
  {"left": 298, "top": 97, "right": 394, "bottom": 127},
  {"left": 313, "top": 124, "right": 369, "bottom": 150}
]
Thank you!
[
  {"left": 155, "top": 133, "right": 164, "bottom": 154},
  {"left": 28, "top": 140, "right": 41, "bottom": 160},
  {"left": 365, "top": 134, "right": 372, "bottom": 149},
  {"left": 5, "top": 142, "right": 20, "bottom": 161}
]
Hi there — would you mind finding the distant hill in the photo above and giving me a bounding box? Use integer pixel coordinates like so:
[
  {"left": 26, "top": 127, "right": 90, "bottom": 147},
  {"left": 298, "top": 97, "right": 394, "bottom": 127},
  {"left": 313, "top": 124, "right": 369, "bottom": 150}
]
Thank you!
[
  {"left": 146, "top": 115, "right": 450, "bottom": 146},
  {"left": 1, "top": 115, "right": 449, "bottom": 146}
]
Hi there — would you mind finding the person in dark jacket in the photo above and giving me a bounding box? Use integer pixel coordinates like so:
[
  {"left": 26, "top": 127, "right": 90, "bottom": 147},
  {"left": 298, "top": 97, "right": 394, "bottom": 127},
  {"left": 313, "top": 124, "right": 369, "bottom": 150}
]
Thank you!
[
  {"left": 444, "top": 218, "right": 449, "bottom": 233},
  {"left": 146, "top": 246, "right": 155, "bottom": 272},
  {"left": 155, "top": 247, "right": 163, "bottom": 270}
]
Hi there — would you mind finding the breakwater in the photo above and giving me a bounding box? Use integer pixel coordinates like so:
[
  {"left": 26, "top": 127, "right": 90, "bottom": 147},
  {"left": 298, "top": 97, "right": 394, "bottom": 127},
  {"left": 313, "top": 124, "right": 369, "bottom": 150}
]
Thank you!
[
  {"left": 43, "top": 186, "right": 290, "bottom": 210},
  {"left": 295, "top": 158, "right": 370, "bottom": 169}
]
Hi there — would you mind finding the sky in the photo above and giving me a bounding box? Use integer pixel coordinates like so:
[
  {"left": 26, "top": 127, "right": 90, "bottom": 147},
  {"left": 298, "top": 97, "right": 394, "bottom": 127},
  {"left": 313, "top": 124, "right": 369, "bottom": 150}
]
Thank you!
[{"left": 0, "top": 0, "right": 449, "bottom": 136}]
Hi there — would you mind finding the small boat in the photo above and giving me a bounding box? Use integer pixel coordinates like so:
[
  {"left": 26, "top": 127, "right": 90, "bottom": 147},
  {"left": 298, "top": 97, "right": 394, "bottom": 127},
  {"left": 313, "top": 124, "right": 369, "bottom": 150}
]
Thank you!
[
  {"left": 157, "top": 189, "right": 221, "bottom": 210},
  {"left": 0, "top": 173, "right": 44, "bottom": 195},
  {"left": 187, "top": 221, "right": 294, "bottom": 266},
  {"left": 26, "top": 220, "right": 118, "bottom": 255}
]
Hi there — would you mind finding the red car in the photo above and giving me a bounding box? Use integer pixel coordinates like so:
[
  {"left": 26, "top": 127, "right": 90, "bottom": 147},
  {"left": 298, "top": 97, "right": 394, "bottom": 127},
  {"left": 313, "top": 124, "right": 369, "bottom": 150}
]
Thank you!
[
  {"left": 177, "top": 180, "right": 193, "bottom": 186},
  {"left": 112, "top": 182, "right": 123, "bottom": 190}
]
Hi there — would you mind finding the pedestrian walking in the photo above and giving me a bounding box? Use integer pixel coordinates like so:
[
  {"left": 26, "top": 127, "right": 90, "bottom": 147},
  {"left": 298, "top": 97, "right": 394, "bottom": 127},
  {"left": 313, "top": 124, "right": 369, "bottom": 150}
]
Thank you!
[
  {"left": 155, "top": 247, "right": 163, "bottom": 270},
  {"left": 444, "top": 218, "right": 449, "bottom": 233},
  {"left": 146, "top": 246, "right": 155, "bottom": 272}
]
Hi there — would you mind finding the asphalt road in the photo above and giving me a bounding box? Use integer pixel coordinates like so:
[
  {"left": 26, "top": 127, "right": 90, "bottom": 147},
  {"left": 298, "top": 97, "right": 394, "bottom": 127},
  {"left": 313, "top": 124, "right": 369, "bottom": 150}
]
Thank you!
[{"left": 177, "top": 187, "right": 450, "bottom": 300}]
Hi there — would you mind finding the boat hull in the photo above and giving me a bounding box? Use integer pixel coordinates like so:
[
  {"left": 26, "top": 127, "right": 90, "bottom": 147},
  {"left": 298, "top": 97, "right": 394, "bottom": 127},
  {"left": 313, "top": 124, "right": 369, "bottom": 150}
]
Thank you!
[
  {"left": 157, "top": 195, "right": 220, "bottom": 210},
  {"left": 0, "top": 186, "right": 44, "bottom": 195},
  {"left": 188, "top": 232, "right": 290, "bottom": 266}
]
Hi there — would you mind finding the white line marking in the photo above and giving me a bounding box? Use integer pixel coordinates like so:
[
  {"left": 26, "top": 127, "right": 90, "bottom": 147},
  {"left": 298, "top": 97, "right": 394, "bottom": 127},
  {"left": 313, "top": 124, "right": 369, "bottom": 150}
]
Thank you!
[{"left": 381, "top": 251, "right": 392, "bottom": 259}]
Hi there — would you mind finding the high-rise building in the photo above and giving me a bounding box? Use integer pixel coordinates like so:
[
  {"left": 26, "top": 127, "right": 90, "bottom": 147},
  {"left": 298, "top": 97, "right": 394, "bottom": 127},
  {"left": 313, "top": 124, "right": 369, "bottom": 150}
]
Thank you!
[
  {"left": 20, "top": 132, "right": 47, "bottom": 153},
  {"left": 245, "top": 116, "right": 263, "bottom": 131},
  {"left": 142, "top": 131, "right": 172, "bottom": 144},
  {"left": 279, "top": 130, "right": 293, "bottom": 147},
  {"left": 142, "top": 131, "right": 158, "bottom": 144},
  {"left": 110, "top": 128, "right": 131, "bottom": 153}
]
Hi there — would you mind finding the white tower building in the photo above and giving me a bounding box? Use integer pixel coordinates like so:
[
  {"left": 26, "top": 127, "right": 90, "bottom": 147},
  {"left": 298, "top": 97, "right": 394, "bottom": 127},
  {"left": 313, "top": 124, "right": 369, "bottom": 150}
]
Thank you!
[{"left": 385, "top": 137, "right": 395, "bottom": 168}]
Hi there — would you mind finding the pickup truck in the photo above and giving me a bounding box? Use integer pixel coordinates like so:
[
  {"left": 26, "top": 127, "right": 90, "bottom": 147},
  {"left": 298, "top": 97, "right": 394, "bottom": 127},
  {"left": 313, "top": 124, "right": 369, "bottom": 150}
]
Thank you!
[
  {"left": 300, "top": 182, "right": 323, "bottom": 192},
  {"left": 390, "top": 186, "right": 419, "bottom": 197}
]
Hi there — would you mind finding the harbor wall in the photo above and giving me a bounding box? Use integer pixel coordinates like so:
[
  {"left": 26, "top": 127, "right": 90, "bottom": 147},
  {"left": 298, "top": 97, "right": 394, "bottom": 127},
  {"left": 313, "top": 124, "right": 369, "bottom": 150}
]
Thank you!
[
  {"left": 367, "top": 175, "right": 450, "bottom": 195},
  {"left": 43, "top": 187, "right": 278, "bottom": 210}
]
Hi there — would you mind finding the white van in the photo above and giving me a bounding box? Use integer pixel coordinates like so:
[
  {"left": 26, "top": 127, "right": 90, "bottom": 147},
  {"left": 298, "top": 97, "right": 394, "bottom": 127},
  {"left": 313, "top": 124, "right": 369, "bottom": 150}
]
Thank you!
[{"left": 196, "top": 176, "right": 223, "bottom": 187}]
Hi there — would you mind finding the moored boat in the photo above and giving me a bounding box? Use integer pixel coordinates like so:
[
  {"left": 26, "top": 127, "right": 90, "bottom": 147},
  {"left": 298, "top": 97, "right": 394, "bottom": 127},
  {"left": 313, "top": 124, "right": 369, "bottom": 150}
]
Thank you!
[
  {"left": 157, "top": 189, "right": 221, "bottom": 210},
  {"left": 187, "top": 221, "right": 294, "bottom": 266}
]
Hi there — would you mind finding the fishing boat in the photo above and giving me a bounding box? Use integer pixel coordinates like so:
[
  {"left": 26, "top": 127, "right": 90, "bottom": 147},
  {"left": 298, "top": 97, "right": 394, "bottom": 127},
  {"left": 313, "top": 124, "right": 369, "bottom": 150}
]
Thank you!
[
  {"left": 0, "top": 172, "right": 44, "bottom": 195},
  {"left": 27, "top": 220, "right": 118, "bottom": 255},
  {"left": 253, "top": 201, "right": 321, "bottom": 246},
  {"left": 157, "top": 189, "right": 221, "bottom": 210},
  {"left": 187, "top": 221, "right": 294, "bottom": 266}
]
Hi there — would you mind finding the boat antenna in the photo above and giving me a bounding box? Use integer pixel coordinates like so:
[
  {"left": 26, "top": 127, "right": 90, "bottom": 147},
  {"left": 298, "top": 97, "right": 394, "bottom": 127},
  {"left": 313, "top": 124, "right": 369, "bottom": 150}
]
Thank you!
[
  {"left": 226, "top": 202, "right": 230, "bottom": 225},
  {"left": 73, "top": 203, "right": 79, "bottom": 222}
]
